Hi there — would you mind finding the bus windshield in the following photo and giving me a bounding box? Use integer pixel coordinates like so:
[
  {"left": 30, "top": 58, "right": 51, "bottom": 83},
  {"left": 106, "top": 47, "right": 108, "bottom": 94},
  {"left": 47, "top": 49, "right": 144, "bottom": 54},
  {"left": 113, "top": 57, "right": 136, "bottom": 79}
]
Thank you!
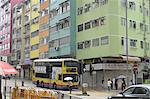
[
  {"left": 64, "top": 61, "right": 79, "bottom": 67},
  {"left": 63, "top": 74, "right": 78, "bottom": 82}
]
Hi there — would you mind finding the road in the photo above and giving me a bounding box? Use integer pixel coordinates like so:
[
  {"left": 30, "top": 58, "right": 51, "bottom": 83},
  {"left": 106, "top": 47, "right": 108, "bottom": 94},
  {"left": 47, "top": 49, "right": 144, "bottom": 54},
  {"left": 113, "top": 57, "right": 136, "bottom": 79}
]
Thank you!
[{"left": 1, "top": 78, "right": 118, "bottom": 99}]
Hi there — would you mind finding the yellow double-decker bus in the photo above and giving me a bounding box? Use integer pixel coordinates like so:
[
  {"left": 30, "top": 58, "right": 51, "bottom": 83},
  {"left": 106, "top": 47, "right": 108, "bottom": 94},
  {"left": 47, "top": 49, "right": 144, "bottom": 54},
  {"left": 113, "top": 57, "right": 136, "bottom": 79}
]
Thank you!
[{"left": 32, "top": 58, "right": 79, "bottom": 90}]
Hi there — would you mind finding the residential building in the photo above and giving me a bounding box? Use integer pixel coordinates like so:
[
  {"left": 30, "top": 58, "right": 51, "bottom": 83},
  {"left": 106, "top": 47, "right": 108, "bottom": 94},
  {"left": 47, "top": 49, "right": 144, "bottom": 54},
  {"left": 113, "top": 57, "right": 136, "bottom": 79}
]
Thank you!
[
  {"left": 39, "top": 0, "right": 49, "bottom": 59},
  {"left": 21, "top": 0, "right": 31, "bottom": 79},
  {"left": 30, "top": 0, "right": 40, "bottom": 61},
  {"left": 0, "top": 0, "right": 11, "bottom": 62},
  {"left": 11, "top": 0, "right": 24, "bottom": 77},
  {"left": 76, "top": 0, "right": 150, "bottom": 88},
  {"left": 11, "top": 0, "right": 31, "bottom": 79},
  {"left": 48, "top": 0, "right": 76, "bottom": 58}
]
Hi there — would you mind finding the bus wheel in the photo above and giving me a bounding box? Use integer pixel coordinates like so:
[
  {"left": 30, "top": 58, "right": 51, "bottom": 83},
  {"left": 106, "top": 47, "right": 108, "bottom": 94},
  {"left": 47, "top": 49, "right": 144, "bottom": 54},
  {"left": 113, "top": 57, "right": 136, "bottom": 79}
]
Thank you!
[{"left": 53, "top": 82, "right": 57, "bottom": 89}]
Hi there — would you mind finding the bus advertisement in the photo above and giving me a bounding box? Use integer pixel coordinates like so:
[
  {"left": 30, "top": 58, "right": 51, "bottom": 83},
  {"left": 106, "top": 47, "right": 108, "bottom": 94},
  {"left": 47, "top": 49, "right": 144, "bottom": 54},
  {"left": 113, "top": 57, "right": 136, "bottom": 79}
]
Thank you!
[{"left": 32, "top": 58, "right": 80, "bottom": 90}]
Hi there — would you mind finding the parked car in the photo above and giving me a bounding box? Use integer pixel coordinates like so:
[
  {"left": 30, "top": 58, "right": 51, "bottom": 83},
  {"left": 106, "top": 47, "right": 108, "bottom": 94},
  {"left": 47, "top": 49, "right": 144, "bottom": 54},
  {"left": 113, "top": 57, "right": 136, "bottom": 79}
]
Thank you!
[{"left": 108, "top": 84, "right": 150, "bottom": 99}]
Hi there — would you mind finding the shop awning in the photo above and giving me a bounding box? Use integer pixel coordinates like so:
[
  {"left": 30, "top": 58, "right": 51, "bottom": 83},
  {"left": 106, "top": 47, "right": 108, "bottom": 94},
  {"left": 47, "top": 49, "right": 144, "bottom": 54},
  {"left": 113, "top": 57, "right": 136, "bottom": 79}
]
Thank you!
[{"left": 121, "top": 56, "right": 141, "bottom": 62}]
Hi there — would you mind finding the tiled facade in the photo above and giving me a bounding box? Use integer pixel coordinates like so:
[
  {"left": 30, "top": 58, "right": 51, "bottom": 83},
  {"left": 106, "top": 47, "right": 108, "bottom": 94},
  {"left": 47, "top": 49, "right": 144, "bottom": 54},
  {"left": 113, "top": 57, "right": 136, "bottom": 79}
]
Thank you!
[{"left": 0, "top": 0, "right": 11, "bottom": 56}]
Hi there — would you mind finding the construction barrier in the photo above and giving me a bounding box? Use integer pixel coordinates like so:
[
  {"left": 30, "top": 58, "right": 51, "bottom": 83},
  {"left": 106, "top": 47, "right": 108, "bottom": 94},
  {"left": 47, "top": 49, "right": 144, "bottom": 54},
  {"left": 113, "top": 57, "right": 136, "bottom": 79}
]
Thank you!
[{"left": 12, "top": 86, "right": 58, "bottom": 99}]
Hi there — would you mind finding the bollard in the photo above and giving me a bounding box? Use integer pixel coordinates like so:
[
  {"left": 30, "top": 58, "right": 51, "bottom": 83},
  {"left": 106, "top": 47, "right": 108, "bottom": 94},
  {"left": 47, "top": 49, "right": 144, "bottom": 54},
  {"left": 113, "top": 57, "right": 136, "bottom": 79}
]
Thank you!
[{"left": 22, "top": 81, "right": 24, "bottom": 86}]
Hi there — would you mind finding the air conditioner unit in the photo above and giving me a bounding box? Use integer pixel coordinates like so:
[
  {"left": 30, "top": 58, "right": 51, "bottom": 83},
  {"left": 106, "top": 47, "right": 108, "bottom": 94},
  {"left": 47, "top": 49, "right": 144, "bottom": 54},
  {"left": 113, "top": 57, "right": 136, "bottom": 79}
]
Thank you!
[{"left": 54, "top": 47, "right": 59, "bottom": 51}]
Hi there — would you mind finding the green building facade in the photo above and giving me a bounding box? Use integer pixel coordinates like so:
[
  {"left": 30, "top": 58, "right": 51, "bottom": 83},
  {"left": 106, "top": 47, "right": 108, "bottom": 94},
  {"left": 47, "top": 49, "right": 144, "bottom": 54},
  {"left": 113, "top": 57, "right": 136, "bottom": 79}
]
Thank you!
[
  {"left": 76, "top": 0, "right": 150, "bottom": 88},
  {"left": 77, "top": 0, "right": 150, "bottom": 60}
]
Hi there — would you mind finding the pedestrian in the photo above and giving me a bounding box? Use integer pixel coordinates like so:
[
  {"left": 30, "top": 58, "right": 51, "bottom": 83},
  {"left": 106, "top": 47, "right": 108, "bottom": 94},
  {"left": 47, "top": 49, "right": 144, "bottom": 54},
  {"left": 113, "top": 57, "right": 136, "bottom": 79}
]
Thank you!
[
  {"left": 111, "top": 80, "right": 113, "bottom": 90},
  {"left": 37, "top": 80, "right": 39, "bottom": 87},
  {"left": 115, "top": 79, "right": 118, "bottom": 90},
  {"left": 121, "top": 79, "right": 126, "bottom": 91},
  {"left": 68, "top": 81, "right": 73, "bottom": 94},
  {"left": 129, "top": 80, "right": 134, "bottom": 86},
  {"left": 107, "top": 79, "right": 112, "bottom": 91}
]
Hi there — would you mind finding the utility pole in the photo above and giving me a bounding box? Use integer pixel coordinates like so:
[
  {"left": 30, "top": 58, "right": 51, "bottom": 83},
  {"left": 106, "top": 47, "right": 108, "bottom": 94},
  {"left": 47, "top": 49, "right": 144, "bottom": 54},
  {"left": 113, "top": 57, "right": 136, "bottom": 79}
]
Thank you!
[{"left": 125, "top": 0, "right": 129, "bottom": 86}]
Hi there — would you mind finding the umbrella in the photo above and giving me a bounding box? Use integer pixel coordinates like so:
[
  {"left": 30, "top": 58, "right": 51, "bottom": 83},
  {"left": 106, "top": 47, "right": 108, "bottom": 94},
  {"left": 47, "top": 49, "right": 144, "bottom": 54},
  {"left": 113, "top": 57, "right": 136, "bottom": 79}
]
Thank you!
[
  {"left": 64, "top": 77, "right": 73, "bottom": 81},
  {"left": 0, "top": 61, "right": 18, "bottom": 99},
  {"left": 117, "top": 75, "right": 126, "bottom": 79},
  {"left": 0, "top": 61, "right": 18, "bottom": 76}
]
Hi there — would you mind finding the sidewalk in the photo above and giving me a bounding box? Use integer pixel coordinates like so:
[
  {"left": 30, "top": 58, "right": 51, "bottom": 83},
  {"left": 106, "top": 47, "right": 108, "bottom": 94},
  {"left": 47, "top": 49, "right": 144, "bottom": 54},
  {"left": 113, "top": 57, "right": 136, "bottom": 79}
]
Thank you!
[{"left": 58, "top": 89, "right": 120, "bottom": 99}]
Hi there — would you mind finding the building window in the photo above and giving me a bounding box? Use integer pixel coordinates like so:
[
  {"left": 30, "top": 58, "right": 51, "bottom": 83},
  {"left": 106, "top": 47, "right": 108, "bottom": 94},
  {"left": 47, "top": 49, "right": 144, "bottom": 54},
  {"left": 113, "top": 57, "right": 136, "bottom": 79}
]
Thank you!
[
  {"left": 59, "top": 36, "right": 70, "bottom": 45},
  {"left": 92, "top": 18, "right": 100, "bottom": 27},
  {"left": 32, "top": 17, "right": 39, "bottom": 24},
  {"left": 31, "top": 30, "right": 39, "bottom": 38},
  {"left": 84, "top": 3, "right": 91, "bottom": 13},
  {"left": 92, "top": 38, "right": 99, "bottom": 47},
  {"left": 129, "top": 1, "right": 136, "bottom": 10},
  {"left": 130, "top": 39, "right": 137, "bottom": 47},
  {"left": 84, "top": 40, "right": 91, "bottom": 48},
  {"left": 78, "top": 42, "right": 84, "bottom": 49},
  {"left": 121, "top": 37, "right": 124, "bottom": 46},
  {"left": 78, "top": 24, "right": 83, "bottom": 32},
  {"left": 101, "top": 36, "right": 109, "bottom": 45},
  {"left": 100, "top": 16, "right": 106, "bottom": 25},
  {"left": 31, "top": 44, "right": 39, "bottom": 50},
  {"left": 77, "top": 7, "right": 83, "bottom": 15},
  {"left": 140, "top": 41, "right": 144, "bottom": 49},
  {"left": 57, "top": 17, "right": 70, "bottom": 30},
  {"left": 129, "top": 20, "right": 136, "bottom": 29},
  {"left": 85, "top": 21, "right": 91, "bottom": 30}
]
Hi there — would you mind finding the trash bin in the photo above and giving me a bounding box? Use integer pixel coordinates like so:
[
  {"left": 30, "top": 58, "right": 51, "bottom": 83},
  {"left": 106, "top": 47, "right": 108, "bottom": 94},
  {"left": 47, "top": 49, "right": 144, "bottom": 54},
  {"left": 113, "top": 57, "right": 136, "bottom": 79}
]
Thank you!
[{"left": 82, "top": 83, "right": 88, "bottom": 95}]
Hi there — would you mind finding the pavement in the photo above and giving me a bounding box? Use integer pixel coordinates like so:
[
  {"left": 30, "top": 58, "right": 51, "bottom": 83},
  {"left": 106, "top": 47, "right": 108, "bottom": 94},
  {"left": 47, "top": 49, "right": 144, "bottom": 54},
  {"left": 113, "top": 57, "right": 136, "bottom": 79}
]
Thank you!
[
  {"left": 58, "top": 89, "right": 119, "bottom": 99},
  {"left": 0, "top": 77, "right": 120, "bottom": 99}
]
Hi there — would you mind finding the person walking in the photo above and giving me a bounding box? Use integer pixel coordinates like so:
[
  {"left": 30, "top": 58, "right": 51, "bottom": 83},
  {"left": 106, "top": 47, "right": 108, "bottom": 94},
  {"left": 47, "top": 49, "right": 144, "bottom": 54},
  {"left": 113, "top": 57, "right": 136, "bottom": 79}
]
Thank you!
[
  {"left": 115, "top": 79, "right": 118, "bottom": 90},
  {"left": 111, "top": 80, "right": 113, "bottom": 90},
  {"left": 121, "top": 79, "right": 126, "bottom": 91},
  {"left": 107, "top": 79, "right": 112, "bottom": 91}
]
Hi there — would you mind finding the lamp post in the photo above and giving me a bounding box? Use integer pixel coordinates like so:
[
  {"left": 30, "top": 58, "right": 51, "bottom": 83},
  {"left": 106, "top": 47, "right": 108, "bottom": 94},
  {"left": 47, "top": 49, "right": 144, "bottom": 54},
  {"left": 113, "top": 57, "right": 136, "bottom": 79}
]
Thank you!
[{"left": 125, "top": 0, "right": 129, "bottom": 86}]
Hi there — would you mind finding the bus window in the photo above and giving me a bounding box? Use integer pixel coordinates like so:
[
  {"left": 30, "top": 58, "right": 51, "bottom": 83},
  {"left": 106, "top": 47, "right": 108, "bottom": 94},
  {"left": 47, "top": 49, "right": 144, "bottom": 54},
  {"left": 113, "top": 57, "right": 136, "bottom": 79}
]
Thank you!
[
  {"left": 64, "top": 61, "right": 79, "bottom": 67},
  {"left": 63, "top": 74, "right": 78, "bottom": 82}
]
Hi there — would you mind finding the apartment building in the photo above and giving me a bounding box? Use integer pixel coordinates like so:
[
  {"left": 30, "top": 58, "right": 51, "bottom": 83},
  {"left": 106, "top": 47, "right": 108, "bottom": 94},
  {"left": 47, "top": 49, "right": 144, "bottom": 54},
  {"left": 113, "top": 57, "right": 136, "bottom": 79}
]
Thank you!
[
  {"left": 11, "top": 0, "right": 24, "bottom": 77},
  {"left": 48, "top": 0, "right": 76, "bottom": 58},
  {"left": 0, "top": 0, "right": 11, "bottom": 62},
  {"left": 39, "top": 0, "right": 49, "bottom": 59},
  {"left": 30, "top": 0, "right": 40, "bottom": 60},
  {"left": 76, "top": 0, "right": 150, "bottom": 88}
]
